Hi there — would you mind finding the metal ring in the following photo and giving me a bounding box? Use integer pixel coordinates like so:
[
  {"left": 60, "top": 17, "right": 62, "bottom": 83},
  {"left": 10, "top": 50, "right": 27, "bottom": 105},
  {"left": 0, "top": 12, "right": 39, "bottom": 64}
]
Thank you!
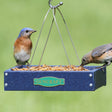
[{"left": 49, "top": 0, "right": 63, "bottom": 9}]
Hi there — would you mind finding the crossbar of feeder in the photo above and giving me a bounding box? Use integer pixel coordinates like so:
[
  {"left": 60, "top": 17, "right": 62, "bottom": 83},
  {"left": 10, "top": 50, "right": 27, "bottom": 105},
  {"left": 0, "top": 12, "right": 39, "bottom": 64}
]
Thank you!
[{"left": 30, "top": 8, "right": 51, "bottom": 65}]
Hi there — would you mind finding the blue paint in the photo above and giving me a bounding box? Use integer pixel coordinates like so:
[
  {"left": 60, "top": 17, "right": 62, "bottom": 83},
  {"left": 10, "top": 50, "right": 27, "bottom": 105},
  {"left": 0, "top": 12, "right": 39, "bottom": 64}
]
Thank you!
[{"left": 4, "top": 66, "right": 106, "bottom": 91}]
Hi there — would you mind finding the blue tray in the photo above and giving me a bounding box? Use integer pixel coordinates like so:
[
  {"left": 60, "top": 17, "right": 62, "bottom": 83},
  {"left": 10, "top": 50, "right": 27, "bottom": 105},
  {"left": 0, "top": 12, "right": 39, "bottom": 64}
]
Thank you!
[{"left": 4, "top": 66, "right": 106, "bottom": 91}]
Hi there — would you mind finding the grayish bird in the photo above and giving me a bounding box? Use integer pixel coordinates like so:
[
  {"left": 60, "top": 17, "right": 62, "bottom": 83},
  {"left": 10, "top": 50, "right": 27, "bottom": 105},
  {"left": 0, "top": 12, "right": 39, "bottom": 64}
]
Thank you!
[{"left": 80, "top": 43, "right": 112, "bottom": 68}]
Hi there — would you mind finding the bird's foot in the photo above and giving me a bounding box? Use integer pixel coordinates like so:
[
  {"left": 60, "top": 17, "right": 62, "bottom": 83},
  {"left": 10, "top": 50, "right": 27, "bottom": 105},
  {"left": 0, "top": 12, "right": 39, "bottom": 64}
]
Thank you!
[
  {"left": 15, "top": 64, "right": 23, "bottom": 68},
  {"left": 26, "top": 62, "right": 30, "bottom": 68},
  {"left": 95, "top": 61, "right": 111, "bottom": 71},
  {"left": 95, "top": 66, "right": 105, "bottom": 72},
  {"left": 95, "top": 66, "right": 105, "bottom": 69}
]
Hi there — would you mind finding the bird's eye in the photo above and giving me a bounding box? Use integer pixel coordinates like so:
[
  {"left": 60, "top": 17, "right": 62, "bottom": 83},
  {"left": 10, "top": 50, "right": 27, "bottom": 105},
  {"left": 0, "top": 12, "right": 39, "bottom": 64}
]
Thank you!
[
  {"left": 26, "top": 30, "right": 29, "bottom": 33},
  {"left": 83, "top": 59, "right": 86, "bottom": 62}
]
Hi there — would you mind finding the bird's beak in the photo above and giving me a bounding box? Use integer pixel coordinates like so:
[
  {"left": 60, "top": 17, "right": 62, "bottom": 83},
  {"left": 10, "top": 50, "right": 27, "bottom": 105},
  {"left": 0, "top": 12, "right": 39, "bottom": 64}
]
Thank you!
[
  {"left": 30, "top": 30, "right": 36, "bottom": 34},
  {"left": 80, "top": 63, "right": 84, "bottom": 67},
  {"left": 32, "top": 30, "right": 37, "bottom": 33}
]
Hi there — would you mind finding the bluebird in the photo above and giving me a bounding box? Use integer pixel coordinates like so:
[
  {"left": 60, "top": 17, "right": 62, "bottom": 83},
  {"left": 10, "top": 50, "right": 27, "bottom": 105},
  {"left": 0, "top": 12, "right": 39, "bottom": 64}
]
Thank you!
[
  {"left": 80, "top": 43, "right": 112, "bottom": 68},
  {"left": 14, "top": 28, "right": 36, "bottom": 66}
]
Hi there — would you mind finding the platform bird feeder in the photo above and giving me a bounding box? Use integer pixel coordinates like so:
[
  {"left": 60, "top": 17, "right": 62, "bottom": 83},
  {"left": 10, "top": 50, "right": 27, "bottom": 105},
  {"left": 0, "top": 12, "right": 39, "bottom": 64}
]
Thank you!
[{"left": 4, "top": 0, "right": 106, "bottom": 91}]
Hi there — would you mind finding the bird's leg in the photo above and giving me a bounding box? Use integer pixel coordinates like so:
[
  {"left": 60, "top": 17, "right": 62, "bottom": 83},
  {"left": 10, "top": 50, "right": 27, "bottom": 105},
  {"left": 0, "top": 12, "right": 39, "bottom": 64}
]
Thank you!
[
  {"left": 27, "top": 62, "right": 30, "bottom": 66},
  {"left": 96, "top": 61, "right": 111, "bottom": 69},
  {"left": 15, "top": 60, "right": 23, "bottom": 67},
  {"left": 26, "top": 61, "right": 30, "bottom": 68}
]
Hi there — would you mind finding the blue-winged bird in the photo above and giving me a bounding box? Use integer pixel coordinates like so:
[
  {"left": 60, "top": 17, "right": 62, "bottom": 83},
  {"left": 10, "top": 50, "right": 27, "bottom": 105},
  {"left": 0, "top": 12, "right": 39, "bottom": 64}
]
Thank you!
[
  {"left": 14, "top": 28, "right": 36, "bottom": 66},
  {"left": 80, "top": 43, "right": 112, "bottom": 68}
]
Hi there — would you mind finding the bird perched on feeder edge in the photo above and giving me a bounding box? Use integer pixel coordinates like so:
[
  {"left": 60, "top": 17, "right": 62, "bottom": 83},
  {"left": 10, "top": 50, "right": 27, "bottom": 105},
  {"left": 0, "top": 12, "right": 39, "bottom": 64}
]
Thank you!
[
  {"left": 14, "top": 28, "right": 36, "bottom": 66},
  {"left": 80, "top": 43, "right": 112, "bottom": 68}
]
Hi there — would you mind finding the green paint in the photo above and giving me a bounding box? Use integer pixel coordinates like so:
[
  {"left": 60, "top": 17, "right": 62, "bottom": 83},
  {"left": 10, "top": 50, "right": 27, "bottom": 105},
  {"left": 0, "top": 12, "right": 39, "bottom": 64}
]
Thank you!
[{"left": 34, "top": 77, "right": 65, "bottom": 87}]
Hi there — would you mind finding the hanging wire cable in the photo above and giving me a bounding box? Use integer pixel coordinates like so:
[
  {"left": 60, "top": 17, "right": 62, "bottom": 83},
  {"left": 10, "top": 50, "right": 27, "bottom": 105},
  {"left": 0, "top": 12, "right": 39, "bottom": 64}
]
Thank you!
[
  {"left": 39, "top": 18, "right": 54, "bottom": 65},
  {"left": 53, "top": 8, "right": 71, "bottom": 65},
  {"left": 30, "top": 0, "right": 79, "bottom": 67},
  {"left": 30, "top": 8, "right": 51, "bottom": 65},
  {"left": 57, "top": 8, "right": 80, "bottom": 64}
]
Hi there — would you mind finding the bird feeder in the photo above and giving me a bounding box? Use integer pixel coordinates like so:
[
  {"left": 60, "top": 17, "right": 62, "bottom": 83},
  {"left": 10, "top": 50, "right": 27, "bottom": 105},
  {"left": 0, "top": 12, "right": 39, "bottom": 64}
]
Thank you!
[{"left": 4, "top": 0, "right": 106, "bottom": 91}]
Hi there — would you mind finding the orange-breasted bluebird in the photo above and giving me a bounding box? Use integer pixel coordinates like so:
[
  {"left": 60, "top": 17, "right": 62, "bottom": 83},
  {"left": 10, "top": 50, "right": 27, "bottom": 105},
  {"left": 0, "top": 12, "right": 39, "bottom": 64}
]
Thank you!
[
  {"left": 14, "top": 28, "right": 36, "bottom": 66},
  {"left": 80, "top": 43, "right": 112, "bottom": 68}
]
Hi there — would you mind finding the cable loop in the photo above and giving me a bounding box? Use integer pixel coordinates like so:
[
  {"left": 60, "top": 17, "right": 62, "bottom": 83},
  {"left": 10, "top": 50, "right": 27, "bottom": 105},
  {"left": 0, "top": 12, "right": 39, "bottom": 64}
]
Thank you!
[{"left": 48, "top": 0, "right": 63, "bottom": 9}]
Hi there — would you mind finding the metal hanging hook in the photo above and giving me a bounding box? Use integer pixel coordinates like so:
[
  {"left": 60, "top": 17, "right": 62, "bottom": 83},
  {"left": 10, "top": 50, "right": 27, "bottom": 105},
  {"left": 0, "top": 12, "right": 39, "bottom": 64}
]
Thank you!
[{"left": 48, "top": 0, "right": 63, "bottom": 9}]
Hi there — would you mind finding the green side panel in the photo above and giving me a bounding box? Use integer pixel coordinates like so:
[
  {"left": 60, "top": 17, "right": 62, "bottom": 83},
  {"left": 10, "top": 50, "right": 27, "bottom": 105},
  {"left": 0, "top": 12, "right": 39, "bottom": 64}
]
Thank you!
[{"left": 34, "top": 77, "right": 65, "bottom": 87}]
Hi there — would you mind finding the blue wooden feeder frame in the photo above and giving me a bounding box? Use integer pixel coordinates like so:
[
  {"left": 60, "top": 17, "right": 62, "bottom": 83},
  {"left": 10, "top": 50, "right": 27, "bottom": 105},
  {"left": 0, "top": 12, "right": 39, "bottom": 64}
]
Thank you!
[{"left": 4, "top": 66, "right": 106, "bottom": 91}]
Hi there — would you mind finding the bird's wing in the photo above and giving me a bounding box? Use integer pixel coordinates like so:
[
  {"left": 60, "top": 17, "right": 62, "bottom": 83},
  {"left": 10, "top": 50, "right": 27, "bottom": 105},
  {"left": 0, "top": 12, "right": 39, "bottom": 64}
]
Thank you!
[{"left": 92, "top": 44, "right": 112, "bottom": 58}]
